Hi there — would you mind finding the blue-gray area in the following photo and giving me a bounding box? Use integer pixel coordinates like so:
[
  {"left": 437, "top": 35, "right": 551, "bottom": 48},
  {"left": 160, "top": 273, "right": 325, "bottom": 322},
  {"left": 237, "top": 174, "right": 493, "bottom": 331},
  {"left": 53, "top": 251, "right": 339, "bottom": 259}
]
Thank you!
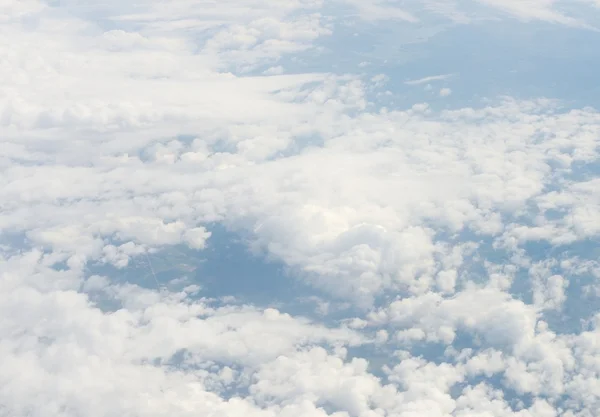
[
  {"left": 87, "top": 225, "right": 343, "bottom": 320},
  {"left": 269, "top": 17, "right": 600, "bottom": 111}
]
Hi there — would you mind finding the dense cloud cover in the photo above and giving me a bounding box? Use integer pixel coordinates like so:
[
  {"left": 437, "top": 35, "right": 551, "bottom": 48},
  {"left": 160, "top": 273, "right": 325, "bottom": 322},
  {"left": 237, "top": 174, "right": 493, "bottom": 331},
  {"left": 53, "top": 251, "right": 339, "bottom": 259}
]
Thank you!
[{"left": 2, "top": 1, "right": 600, "bottom": 416}]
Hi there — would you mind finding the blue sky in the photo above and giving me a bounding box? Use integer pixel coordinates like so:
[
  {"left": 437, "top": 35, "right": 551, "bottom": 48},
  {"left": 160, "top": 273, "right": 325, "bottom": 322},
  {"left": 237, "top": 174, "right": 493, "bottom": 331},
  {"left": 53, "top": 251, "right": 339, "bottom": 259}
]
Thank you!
[{"left": 2, "top": 1, "right": 600, "bottom": 416}]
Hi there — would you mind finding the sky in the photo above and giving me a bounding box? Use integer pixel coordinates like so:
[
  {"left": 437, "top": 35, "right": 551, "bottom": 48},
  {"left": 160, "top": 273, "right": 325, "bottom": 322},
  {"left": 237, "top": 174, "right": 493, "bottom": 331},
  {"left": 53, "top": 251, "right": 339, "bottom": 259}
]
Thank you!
[{"left": 2, "top": 1, "right": 600, "bottom": 416}]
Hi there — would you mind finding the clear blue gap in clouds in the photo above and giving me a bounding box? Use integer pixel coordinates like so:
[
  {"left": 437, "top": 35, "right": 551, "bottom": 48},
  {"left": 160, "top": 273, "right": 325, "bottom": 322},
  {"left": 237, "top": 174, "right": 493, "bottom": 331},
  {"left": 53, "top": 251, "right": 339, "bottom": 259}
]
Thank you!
[
  {"left": 88, "top": 224, "right": 351, "bottom": 321},
  {"left": 522, "top": 238, "right": 600, "bottom": 334},
  {"left": 268, "top": 17, "right": 600, "bottom": 111}
]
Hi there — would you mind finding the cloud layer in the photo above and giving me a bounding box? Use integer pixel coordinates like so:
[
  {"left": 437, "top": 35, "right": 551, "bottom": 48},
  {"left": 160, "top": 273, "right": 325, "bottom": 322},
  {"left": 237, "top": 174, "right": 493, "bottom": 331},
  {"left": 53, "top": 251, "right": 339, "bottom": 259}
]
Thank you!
[{"left": 2, "top": 0, "right": 600, "bottom": 416}]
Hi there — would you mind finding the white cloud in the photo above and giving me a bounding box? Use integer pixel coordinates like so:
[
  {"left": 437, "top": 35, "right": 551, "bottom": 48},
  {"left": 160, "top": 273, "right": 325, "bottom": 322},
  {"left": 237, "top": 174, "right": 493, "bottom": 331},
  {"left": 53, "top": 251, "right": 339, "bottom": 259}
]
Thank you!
[
  {"left": 183, "top": 227, "right": 212, "bottom": 249},
  {"left": 474, "top": 0, "right": 592, "bottom": 27},
  {"left": 529, "top": 260, "right": 569, "bottom": 311},
  {"left": 264, "top": 65, "right": 285, "bottom": 75},
  {"left": 386, "top": 0, "right": 600, "bottom": 28},
  {"left": 0, "top": 249, "right": 364, "bottom": 416},
  {"left": 439, "top": 87, "right": 452, "bottom": 97},
  {"left": 405, "top": 73, "right": 455, "bottom": 85},
  {"left": 340, "top": 0, "right": 419, "bottom": 22},
  {"left": 3, "top": 92, "right": 600, "bottom": 309},
  {"left": 3, "top": 0, "right": 600, "bottom": 416},
  {"left": 368, "top": 288, "right": 539, "bottom": 349}
]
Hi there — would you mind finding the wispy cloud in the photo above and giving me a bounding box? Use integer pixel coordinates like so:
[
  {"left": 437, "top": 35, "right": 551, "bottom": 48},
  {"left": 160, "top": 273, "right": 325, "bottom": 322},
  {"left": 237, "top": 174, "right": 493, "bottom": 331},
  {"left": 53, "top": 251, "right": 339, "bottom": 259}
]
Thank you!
[
  {"left": 475, "top": 0, "right": 594, "bottom": 28},
  {"left": 404, "top": 73, "right": 455, "bottom": 85},
  {"left": 340, "top": 0, "right": 419, "bottom": 22}
]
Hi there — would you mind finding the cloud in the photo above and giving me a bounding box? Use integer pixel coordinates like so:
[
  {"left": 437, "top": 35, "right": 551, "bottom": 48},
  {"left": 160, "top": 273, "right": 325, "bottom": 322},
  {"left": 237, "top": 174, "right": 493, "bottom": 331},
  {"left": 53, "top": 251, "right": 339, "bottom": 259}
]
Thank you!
[
  {"left": 339, "top": 0, "right": 419, "bottom": 22},
  {"left": 392, "top": 0, "right": 600, "bottom": 28},
  {"left": 474, "top": 0, "right": 592, "bottom": 27},
  {"left": 0, "top": 259, "right": 363, "bottom": 416},
  {"left": 404, "top": 73, "right": 455, "bottom": 85},
  {"left": 439, "top": 87, "right": 452, "bottom": 97},
  {"left": 3, "top": 0, "right": 600, "bottom": 416}
]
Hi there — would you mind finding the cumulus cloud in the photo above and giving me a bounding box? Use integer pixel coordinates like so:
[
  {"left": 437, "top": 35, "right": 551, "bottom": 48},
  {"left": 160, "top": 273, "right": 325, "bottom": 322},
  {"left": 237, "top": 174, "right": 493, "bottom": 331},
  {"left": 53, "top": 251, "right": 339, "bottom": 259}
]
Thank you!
[
  {"left": 3, "top": 0, "right": 600, "bottom": 416},
  {"left": 439, "top": 87, "right": 452, "bottom": 97}
]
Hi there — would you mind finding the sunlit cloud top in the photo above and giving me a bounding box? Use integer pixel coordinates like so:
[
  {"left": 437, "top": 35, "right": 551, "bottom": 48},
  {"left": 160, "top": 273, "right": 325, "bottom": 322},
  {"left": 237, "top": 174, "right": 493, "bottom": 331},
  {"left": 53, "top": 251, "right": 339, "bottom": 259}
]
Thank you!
[{"left": 2, "top": 0, "right": 600, "bottom": 416}]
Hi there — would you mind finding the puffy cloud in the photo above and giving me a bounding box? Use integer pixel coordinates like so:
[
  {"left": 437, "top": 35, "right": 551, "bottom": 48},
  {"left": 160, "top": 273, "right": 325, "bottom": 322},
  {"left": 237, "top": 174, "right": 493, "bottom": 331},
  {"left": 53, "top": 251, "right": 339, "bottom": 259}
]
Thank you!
[
  {"left": 440, "top": 88, "right": 452, "bottom": 97},
  {"left": 368, "top": 288, "right": 539, "bottom": 349},
  {"left": 0, "top": 249, "right": 365, "bottom": 416},
  {"left": 3, "top": 0, "right": 600, "bottom": 416},
  {"left": 251, "top": 347, "right": 399, "bottom": 416}
]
